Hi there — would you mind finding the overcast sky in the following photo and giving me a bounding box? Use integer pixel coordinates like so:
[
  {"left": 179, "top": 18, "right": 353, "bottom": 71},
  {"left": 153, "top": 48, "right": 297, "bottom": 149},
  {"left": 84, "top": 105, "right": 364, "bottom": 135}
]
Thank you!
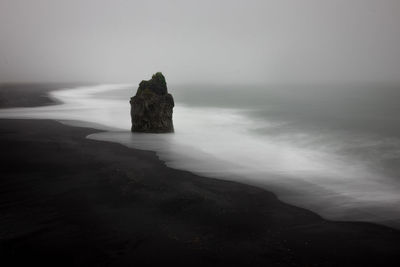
[{"left": 0, "top": 0, "right": 399, "bottom": 84}]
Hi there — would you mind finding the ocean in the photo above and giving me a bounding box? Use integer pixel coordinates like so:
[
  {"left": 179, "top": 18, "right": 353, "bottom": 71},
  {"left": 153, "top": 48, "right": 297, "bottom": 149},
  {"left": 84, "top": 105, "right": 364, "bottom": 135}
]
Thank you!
[{"left": 1, "top": 83, "right": 400, "bottom": 228}]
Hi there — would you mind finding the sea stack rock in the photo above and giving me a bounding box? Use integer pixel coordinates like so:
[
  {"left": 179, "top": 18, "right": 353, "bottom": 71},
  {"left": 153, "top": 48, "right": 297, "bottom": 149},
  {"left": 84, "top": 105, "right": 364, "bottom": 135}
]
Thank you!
[{"left": 130, "top": 72, "right": 174, "bottom": 133}]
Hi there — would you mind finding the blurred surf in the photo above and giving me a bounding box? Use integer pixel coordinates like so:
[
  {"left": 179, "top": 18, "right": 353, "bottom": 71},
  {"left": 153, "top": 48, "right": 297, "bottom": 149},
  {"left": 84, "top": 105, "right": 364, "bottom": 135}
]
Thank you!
[{"left": 1, "top": 83, "right": 400, "bottom": 228}]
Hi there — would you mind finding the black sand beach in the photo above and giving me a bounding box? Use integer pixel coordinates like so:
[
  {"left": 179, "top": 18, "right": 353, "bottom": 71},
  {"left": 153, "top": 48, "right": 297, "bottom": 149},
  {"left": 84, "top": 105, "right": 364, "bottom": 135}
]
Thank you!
[
  {"left": 1, "top": 85, "right": 400, "bottom": 266},
  {"left": 0, "top": 83, "right": 86, "bottom": 108}
]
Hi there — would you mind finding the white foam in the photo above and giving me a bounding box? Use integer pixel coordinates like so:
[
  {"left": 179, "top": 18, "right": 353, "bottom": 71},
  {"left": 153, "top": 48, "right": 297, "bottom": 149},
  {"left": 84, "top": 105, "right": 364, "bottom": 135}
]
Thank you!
[{"left": 1, "top": 84, "right": 400, "bottom": 228}]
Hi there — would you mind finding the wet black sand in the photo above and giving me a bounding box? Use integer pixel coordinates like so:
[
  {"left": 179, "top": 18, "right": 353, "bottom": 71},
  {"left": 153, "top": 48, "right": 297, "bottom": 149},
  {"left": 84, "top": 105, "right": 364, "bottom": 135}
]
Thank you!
[{"left": 1, "top": 85, "right": 400, "bottom": 266}]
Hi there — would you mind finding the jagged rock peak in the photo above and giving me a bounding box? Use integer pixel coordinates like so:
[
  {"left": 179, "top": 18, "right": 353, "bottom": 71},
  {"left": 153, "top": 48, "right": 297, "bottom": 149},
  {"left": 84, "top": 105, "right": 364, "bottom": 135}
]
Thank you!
[{"left": 137, "top": 72, "right": 168, "bottom": 95}]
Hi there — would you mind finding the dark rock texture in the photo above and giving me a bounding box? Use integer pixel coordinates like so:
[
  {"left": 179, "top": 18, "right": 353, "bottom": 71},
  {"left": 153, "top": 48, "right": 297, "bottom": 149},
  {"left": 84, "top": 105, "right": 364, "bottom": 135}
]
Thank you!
[{"left": 130, "top": 72, "right": 174, "bottom": 133}]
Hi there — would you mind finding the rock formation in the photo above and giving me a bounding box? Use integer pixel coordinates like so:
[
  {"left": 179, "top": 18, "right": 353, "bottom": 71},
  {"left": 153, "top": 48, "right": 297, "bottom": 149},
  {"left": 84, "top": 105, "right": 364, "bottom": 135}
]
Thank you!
[{"left": 130, "top": 72, "right": 174, "bottom": 133}]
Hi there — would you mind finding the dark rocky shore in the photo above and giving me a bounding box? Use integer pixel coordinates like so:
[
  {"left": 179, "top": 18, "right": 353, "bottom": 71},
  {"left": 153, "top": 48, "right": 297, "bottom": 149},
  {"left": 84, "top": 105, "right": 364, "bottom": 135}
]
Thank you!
[{"left": 1, "top": 85, "right": 400, "bottom": 266}]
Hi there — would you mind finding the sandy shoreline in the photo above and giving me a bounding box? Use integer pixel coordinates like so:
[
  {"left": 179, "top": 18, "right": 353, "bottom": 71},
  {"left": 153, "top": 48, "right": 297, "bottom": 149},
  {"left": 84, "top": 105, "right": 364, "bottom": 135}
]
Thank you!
[
  {"left": 1, "top": 84, "right": 400, "bottom": 266},
  {"left": 0, "top": 83, "right": 92, "bottom": 108}
]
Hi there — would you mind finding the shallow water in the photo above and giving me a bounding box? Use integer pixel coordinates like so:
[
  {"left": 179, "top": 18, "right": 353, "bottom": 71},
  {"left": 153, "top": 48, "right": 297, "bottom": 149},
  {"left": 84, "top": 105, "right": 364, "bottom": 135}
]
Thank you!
[{"left": 1, "top": 83, "right": 400, "bottom": 228}]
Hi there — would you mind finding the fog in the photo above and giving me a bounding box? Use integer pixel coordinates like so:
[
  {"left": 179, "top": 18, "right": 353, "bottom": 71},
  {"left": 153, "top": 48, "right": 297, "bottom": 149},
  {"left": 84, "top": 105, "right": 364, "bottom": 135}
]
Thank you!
[{"left": 0, "top": 0, "right": 400, "bottom": 84}]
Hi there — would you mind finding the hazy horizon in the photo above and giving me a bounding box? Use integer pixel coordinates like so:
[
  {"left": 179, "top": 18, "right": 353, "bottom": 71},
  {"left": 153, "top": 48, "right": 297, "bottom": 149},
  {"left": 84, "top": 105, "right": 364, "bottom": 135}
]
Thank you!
[{"left": 1, "top": 0, "right": 400, "bottom": 85}]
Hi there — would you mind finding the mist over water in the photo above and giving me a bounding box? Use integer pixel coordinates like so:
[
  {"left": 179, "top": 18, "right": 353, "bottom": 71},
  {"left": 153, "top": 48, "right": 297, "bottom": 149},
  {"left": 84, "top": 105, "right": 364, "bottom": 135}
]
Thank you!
[{"left": 1, "top": 84, "right": 400, "bottom": 228}]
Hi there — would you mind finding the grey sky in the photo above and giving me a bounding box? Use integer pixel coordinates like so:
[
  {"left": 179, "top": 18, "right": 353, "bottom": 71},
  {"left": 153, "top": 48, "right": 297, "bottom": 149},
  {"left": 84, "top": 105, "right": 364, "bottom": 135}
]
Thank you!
[{"left": 0, "top": 0, "right": 399, "bottom": 84}]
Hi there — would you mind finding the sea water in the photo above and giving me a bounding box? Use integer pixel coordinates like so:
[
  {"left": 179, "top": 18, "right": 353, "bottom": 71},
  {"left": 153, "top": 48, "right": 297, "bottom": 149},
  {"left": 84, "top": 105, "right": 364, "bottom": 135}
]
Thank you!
[{"left": 1, "top": 83, "right": 400, "bottom": 228}]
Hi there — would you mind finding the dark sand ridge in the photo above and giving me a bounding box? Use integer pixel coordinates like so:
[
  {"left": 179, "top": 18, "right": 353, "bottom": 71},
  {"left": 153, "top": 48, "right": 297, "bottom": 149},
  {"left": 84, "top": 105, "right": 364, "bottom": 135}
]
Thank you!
[{"left": 1, "top": 84, "right": 400, "bottom": 266}]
